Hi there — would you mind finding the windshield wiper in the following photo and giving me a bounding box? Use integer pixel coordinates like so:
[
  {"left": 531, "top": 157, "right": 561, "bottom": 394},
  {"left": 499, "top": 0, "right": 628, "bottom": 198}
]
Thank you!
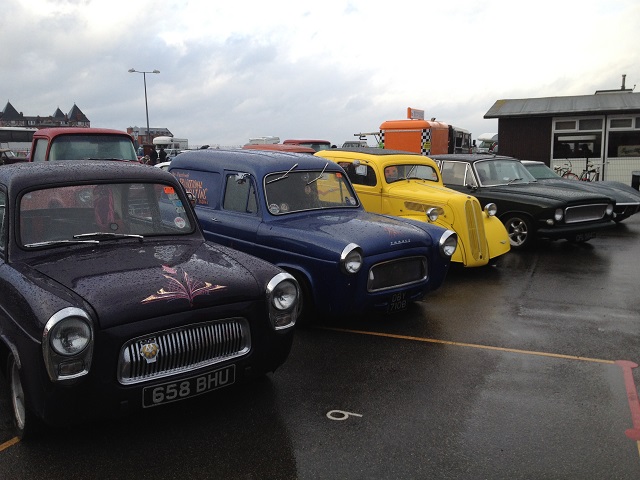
[
  {"left": 306, "top": 163, "right": 328, "bottom": 185},
  {"left": 267, "top": 163, "right": 299, "bottom": 184},
  {"left": 73, "top": 232, "right": 144, "bottom": 241},
  {"left": 507, "top": 178, "right": 523, "bottom": 184},
  {"left": 24, "top": 239, "right": 100, "bottom": 247}
]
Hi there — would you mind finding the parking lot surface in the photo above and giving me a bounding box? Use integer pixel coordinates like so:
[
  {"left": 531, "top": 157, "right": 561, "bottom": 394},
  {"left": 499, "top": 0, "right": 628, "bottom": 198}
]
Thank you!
[{"left": 1, "top": 215, "right": 640, "bottom": 479}]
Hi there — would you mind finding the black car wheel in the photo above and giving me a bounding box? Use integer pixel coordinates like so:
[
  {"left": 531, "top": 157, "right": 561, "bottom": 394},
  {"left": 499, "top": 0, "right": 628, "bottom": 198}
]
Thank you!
[
  {"left": 8, "top": 355, "right": 37, "bottom": 439},
  {"left": 504, "top": 215, "right": 533, "bottom": 249}
]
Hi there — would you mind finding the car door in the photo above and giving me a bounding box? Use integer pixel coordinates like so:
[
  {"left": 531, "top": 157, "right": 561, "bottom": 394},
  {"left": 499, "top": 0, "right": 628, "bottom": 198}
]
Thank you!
[{"left": 203, "top": 171, "right": 262, "bottom": 252}]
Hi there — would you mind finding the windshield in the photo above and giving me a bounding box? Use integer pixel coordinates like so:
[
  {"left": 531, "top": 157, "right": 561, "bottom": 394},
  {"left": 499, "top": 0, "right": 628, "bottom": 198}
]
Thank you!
[
  {"left": 384, "top": 164, "right": 439, "bottom": 184},
  {"left": 264, "top": 170, "right": 358, "bottom": 215},
  {"left": 474, "top": 159, "right": 536, "bottom": 186},
  {"left": 524, "top": 163, "right": 559, "bottom": 180},
  {"left": 19, "top": 182, "right": 193, "bottom": 247},
  {"left": 48, "top": 135, "right": 138, "bottom": 161}
]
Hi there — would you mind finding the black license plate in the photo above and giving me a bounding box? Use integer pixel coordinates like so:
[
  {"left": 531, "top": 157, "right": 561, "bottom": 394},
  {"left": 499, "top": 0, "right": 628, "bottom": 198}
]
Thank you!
[
  {"left": 142, "top": 364, "right": 236, "bottom": 408},
  {"left": 574, "top": 231, "right": 596, "bottom": 242},
  {"left": 387, "top": 291, "right": 408, "bottom": 313}
]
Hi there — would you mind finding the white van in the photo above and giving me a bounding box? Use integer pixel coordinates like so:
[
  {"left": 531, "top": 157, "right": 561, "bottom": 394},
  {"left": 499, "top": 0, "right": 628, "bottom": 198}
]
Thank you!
[{"left": 476, "top": 133, "right": 498, "bottom": 153}]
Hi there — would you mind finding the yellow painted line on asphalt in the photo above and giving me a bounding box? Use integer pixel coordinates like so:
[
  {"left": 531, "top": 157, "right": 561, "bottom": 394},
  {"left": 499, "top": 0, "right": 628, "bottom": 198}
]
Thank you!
[
  {"left": 320, "top": 327, "right": 617, "bottom": 364},
  {"left": 0, "top": 437, "right": 20, "bottom": 452},
  {"left": 320, "top": 327, "right": 640, "bottom": 457}
]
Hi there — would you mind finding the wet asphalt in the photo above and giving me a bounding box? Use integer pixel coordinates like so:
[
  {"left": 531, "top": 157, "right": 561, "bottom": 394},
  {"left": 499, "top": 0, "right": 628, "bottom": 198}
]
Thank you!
[{"left": 1, "top": 214, "right": 640, "bottom": 479}]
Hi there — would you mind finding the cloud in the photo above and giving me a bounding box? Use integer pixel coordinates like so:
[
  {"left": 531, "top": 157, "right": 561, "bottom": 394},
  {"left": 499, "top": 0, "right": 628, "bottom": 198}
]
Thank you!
[{"left": 2, "top": 0, "right": 639, "bottom": 146}]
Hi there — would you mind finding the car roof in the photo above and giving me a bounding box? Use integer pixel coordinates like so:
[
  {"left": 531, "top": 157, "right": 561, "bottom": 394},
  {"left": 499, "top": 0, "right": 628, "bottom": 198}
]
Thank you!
[
  {"left": 324, "top": 147, "right": 425, "bottom": 157},
  {"left": 34, "top": 127, "right": 133, "bottom": 139},
  {"left": 0, "top": 160, "right": 175, "bottom": 191},
  {"left": 430, "top": 153, "right": 517, "bottom": 163},
  {"left": 170, "top": 149, "right": 346, "bottom": 177}
]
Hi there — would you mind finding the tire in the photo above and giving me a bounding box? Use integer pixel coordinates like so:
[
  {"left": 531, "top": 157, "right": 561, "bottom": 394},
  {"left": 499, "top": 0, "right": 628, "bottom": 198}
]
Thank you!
[
  {"left": 562, "top": 172, "right": 579, "bottom": 180},
  {"left": 8, "top": 355, "right": 39, "bottom": 439},
  {"left": 503, "top": 215, "right": 533, "bottom": 249}
]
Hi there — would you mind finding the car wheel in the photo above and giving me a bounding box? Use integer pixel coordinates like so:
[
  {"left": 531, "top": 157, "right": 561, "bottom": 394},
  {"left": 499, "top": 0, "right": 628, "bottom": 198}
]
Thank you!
[
  {"left": 503, "top": 215, "right": 533, "bottom": 249},
  {"left": 8, "top": 355, "right": 38, "bottom": 439}
]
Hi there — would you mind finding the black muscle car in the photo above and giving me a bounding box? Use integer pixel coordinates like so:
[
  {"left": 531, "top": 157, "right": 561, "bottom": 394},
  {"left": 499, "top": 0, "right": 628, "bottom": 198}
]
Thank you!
[
  {"left": 0, "top": 161, "right": 299, "bottom": 438},
  {"left": 431, "top": 154, "right": 615, "bottom": 249}
]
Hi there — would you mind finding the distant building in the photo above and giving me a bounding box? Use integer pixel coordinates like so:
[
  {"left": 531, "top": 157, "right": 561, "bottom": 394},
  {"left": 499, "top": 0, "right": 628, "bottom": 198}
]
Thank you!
[
  {"left": 0, "top": 101, "right": 90, "bottom": 128},
  {"left": 484, "top": 75, "right": 640, "bottom": 184},
  {"left": 126, "top": 126, "right": 173, "bottom": 148}
]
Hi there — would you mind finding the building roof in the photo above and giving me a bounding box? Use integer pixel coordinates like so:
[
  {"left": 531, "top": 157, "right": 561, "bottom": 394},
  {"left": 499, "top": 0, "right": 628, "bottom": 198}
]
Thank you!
[
  {"left": 484, "top": 92, "right": 640, "bottom": 119},
  {"left": 1, "top": 102, "right": 22, "bottom": 120}
]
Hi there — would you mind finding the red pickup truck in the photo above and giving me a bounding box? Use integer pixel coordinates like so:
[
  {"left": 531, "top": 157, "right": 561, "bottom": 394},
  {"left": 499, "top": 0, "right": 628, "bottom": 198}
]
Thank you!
[{"left": 29, "top": 127, "right": 139, "bottom": 162}]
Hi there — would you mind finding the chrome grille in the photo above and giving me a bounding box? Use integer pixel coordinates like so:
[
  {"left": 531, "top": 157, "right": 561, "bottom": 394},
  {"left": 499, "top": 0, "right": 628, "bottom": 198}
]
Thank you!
[
  {"left": 464, "top": 199, "right": 487, "bottom": 261},
  {"left": 118, "top": 318, "right": 251, "bottom": 385},
  {"left": 367, "top": 256, "right": 428, "bottom": 292},
  {"left": 564, "top": 204, "right": 609, "bottom": 223}
]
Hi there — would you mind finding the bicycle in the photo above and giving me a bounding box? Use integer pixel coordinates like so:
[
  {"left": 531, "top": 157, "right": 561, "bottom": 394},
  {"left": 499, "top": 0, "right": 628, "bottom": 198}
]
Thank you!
[
  {"left": 553, "top": 161, "right": 579, "bottom": 180},
  {"left": 577, "top": 162, "right": 600, "bottom": 182}
]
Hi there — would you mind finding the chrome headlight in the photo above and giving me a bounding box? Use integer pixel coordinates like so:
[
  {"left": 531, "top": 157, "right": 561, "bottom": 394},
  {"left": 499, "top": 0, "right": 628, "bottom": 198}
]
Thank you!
[
  {"left": 43, "top": 307, "right": 94, "bottom": 382},
  {"left": 554, "top": 208, "right": 564, "bottom": 221},
  {"left": 340, "top": 243, "right": 363, "bottom": 274},
  {"left": 266, "top": 272, "right": 299, "bottom": 330},
  {"left": 606, "top": 203, "right": 614, "bottom": 216},
  {"left": 439, "top": 230, "right": 458, "bottom": 258},
  {"left": 484, "top": 203, "right": 498, "bottom": 217},
  {"left": 426, "top": 207, "right": 443, "bottom": 222}
]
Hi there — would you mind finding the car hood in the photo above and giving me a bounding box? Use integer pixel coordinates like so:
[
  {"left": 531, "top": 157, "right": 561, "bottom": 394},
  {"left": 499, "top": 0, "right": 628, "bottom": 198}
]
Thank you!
[
  {"left": 480, "top": 182, "right": 613, "bottom": 204},
  {"left": 27, "top": 240, "right": 264, "bottom": 329},
  {"left": 535, "top": 178, "right": 640, "bottom": 204},
  {"left": 262, "top": 210, "right": 438, "bottom": 257}
]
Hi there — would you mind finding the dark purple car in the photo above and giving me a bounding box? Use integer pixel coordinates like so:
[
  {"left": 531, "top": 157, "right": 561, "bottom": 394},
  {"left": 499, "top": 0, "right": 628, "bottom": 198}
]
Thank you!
[{"left": 0, "top": 161, "right": 299, "bottom": 438}]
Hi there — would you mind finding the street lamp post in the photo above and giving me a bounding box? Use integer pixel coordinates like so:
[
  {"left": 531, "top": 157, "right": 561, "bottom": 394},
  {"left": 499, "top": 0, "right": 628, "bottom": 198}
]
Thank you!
[{"left": 128, "top": 68, "right": 160, "bottom": 146}]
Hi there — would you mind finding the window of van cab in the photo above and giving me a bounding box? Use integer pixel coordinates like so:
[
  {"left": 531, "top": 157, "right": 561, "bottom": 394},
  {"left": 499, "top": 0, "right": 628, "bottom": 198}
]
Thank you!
[{"left": 223, "top": 173, "right": 258, "bottom": 214}]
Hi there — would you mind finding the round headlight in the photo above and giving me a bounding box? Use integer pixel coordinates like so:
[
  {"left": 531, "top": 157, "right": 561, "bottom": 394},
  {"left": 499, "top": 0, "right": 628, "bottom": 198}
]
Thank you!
[
  {"left": 439, "top": 230, "right": 458, "bottom": 258},
  {"left": 50, "top": 317, "right": 92, "bottom": 356},
  {"left": 341, "top": 243, "right": 363, "bottom": 274},
  {"left": 484, "top": 203, "right": 498, "bottom": 217},
  {"left": 606, "top": 203, "right": 614, "bottom": 216},
  {"left": 426, "top": 207, "right": 443, "bottom": 222},
  {"left": 554, "top": 208, "right": 564, "bottom": 222},
  {"left": 270, "top": 278, "right": 298, "bottom": 311}
]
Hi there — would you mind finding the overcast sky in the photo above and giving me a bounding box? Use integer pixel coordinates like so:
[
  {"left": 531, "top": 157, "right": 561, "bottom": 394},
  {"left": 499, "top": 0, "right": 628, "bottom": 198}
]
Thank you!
[{"left": 3, "top": 0, "right": 639, "bottom": 147}]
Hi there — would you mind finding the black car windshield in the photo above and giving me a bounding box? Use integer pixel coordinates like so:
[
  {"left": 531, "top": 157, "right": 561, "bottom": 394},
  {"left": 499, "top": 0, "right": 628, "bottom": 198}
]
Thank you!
[
  {"left": 474, "top": 159, "right": 536, "bottom": 186},
  {"left": 20, "top": 182, "right": 193, "bottom": 247},
  {"left": 48, "top": 135, "right": 138, "bottom": 161},
  {"left": 524, "top": 163, "right": 560, "bottom": 180},
  {"left": 264, "top": 170, "right": 358, "bottom": 215}
]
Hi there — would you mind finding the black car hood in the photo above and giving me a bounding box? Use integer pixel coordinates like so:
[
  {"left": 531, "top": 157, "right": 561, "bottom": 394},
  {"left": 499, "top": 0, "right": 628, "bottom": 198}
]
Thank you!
[
  {"left": 28, "top": 240, "right": 263, "bottom": 329},
  {"left": 481, "top": 182, "right": 612, "bottom": 204},
  {"left": 535, "top": 179, "right": 640, "bottom": 204}
]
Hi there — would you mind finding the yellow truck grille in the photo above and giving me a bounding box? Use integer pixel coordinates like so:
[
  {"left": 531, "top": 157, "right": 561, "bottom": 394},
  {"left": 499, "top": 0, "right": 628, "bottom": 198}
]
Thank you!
[{"left": 464, "top": 199, "right": 487, "bottom": 262}]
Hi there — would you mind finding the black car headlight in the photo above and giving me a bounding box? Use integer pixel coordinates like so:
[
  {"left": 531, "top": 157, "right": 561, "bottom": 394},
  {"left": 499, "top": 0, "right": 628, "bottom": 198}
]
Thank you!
[
  {"left": 439, "top": 230, "right": 458, "bottom": 258},
  {"left": 43, "top": 307, "right": 94, "bottom": 382},
  {"left": 606, "top": 203, "right": 614, "bottom": 216},
  {"left": 340, "top": 243, "right": 363, "bottom": 274},
  {"left": 554, "top": 208, "right": 564, "bottom": 222},
  {"left": 267, "top": 272, "right": 299, "bottom": 330}
]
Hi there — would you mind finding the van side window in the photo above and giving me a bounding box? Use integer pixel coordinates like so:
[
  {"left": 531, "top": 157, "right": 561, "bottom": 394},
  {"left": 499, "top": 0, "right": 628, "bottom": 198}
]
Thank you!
[{"left": 223, "top": 173, "right": 258, "bottom": 214}]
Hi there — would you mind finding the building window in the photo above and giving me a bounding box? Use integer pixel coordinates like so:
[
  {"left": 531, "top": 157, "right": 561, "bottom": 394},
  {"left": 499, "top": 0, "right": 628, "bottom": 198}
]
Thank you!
[
  {"left": 552, "top": 117, "right": 603, "bottom": 159},
  {"left": 607, "top": 115, "right": 640, "bottom": 157}
]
